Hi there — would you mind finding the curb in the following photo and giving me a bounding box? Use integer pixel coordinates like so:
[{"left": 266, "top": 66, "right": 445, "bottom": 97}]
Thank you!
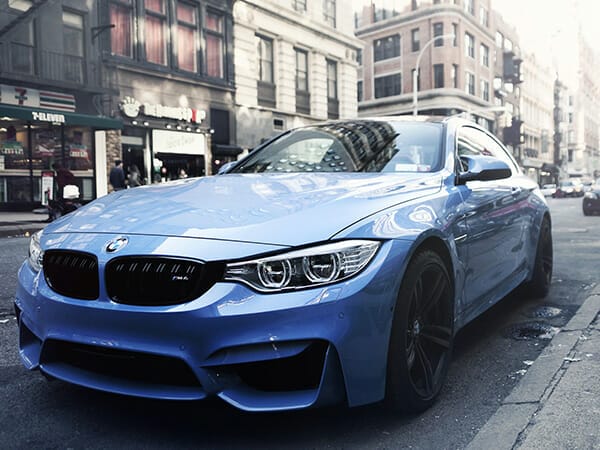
[{"left": 466, "top": 289, "right": 600, "bottom": 450}]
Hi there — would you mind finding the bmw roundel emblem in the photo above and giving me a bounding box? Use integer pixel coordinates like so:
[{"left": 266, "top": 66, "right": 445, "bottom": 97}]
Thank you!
[{"left": 105, "top": 237, "right": 129, "bottom": 253}]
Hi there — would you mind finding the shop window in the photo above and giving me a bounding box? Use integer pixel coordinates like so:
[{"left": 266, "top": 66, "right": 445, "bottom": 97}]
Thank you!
[
  {"left": 65, "top": 127, "right": 93, "bottom": 172},
  {"left": 0, "top": 123, "right": 29, "bottom": 170}
]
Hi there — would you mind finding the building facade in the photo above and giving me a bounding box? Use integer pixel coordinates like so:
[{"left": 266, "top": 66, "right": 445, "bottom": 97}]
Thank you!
[
  {"left": 356, "top": 0, "right": 499, "bottom": 130},
  {"left": 233, "top": 0, "right": 362, "bottom": 151},
  {"left": 0, "top": 0, "right": 122, "bottom": 211},
  {"left": 354, "top": 0, "right": 530, "bottom": 167},
  {"left": 100, "top": 0, "right": 238, "bottom": 188},
  {"left": 519, "top": 51, "right": 554, "bottom": 183}
]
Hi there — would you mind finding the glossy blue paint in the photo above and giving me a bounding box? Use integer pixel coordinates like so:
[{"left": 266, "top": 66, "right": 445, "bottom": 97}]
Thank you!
[{"left": 15, "top": 117, "right": 551, "bottom": 411}]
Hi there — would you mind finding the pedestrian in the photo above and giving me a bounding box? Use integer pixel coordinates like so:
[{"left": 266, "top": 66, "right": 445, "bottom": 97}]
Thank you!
[
  {"left": 109, "top": 159, "right": 126, "bottom": 191},
  {"left": 128, "top": 164, "right": 142, "bottom": 187},
  {"left": 178, "top": 168, "right": 188, "bottom": 179},
  {"left": 52, "top": 162, "right": 75, "bottom": 199}
]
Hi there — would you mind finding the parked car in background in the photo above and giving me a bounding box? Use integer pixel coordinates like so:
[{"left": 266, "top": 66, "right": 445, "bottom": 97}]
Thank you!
[
  {"left": 15, "top": 117, "right": 553, "bottom": 414},
  {"left": 541, "top": 183, "right": 557, "bottom": 197},
  {"left": 553, "top": 179, "right": 584, "bottom": 198},
  {"left": 583, "top": 183, "right": 600, "bottom": 215}
]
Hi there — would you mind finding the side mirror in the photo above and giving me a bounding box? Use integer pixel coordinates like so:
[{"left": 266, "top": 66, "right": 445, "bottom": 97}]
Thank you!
[{"left": 457, "top": 155, "right": 512, "bottom": 185}]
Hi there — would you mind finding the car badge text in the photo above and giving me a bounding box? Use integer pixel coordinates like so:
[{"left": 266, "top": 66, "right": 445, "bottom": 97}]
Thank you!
[{"left": 105, "top": 237, "right": 129, "bottom": 253}]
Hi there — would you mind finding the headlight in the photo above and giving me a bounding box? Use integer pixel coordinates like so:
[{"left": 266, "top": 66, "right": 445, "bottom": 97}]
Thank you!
[
  {"left": 224, "top": 240, "right": 380, "bottom": 292},
  {"left": 28, "top": 230, "right": 44, "bottom": 272}
]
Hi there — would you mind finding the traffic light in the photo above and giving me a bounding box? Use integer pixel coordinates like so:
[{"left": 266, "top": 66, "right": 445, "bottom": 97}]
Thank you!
[{"left": 503, "top": 117, "right": 523, "bottom": 147}]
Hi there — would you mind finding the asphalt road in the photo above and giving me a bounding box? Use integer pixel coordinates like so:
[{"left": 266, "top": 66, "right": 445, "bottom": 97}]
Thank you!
[{"left": 0, "top": 197, "right": 597, "bottom": 449}]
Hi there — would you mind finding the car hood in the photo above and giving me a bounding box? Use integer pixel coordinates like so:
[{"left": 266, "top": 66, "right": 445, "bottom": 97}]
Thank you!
[{"left": 47, "top": 173, "right": 442, "bottom": 246}]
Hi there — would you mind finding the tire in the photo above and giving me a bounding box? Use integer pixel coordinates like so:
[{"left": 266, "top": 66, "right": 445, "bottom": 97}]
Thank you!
[
  {"left": 523, "top": 217, "right": 553, "bottom": 298},
  {"left": 386, "top": 250, "right": 454, "bottom": 413}
]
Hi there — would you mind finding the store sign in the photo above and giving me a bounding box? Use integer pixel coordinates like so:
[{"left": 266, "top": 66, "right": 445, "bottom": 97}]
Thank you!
[
  {"left": 0, "top": 84, "right": 75, "bottom": 111},
  {"left": 152, "top": 130, "right": 205, "bottom": 155},
  {"left": 120, "top": 96, "right": 206, "bottom": 124},
  {"left": 31, "top": 111, "right": 65, "bottom": 123}
]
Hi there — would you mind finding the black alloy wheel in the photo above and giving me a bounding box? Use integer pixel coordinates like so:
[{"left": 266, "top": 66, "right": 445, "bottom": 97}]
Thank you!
[
  {"left": 523, "top": 217, "right": 553, "bottom": 298},
  {"left": 386, "top": 250, "right": 454, "bottom": 413}
]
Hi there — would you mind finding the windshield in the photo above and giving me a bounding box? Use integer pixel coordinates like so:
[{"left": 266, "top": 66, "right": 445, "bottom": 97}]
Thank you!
[{"left": 231, "top": 121, "right": 443, "bottom": 174}]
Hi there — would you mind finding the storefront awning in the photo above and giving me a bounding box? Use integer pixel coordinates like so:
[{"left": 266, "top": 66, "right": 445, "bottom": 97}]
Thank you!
[{"left": 0, "top": 104, "right": 122, "bottom": 129}]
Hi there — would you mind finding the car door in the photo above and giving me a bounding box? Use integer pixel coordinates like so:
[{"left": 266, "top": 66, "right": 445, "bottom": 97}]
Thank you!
[{"left": 454, "top": 126, "right": 529, "bottom": 314}]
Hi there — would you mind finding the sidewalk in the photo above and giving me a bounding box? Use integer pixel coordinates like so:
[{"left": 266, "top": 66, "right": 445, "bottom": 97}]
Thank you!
[
  {"left": 0, "top": 210, "right": 48, "bottom": 238},
  {"left": 467, "top": 284, "right": 600, "bottom": 450}
]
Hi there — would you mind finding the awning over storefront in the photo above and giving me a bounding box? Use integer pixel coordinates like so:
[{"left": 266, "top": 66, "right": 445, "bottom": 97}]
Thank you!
[{"left": 0, "top": 104, "right": 122, "bottom": 129}]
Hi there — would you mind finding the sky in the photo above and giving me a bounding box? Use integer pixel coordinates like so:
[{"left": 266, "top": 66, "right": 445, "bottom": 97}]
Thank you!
[{"left": 492, "top": 0, "right": 600, "bottom": 67}]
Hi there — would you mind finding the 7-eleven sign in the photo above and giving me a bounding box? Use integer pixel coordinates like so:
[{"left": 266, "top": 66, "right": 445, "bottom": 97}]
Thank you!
[{"left": 0, "top": 84, "right": 40, "bottom": 107}]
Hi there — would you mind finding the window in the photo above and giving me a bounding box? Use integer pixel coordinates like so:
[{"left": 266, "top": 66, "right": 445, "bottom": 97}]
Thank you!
[
  {"left": 374, "top": 35, "right": 400, "bottom": 61},
  {"left": 465, "top": 32, "right": 474, "bottom": 58},
  {"left": 374, "top": 73, "right": 401, "bottom": 98},
  {"left": 110, "top": 0, "right": 133, "bottom": 57},
  {"left": 296, "top": 49, "right": 310, "bottom": 114},
  {"left": 479, "top": 6, "right": 489, "bottom": 26},
  {"left": 451, "top": 64, "right": 458, "bottom": 88},
  {"left": 11, "top": 19, "right": 35, "bottom": 74},
  {"left": 411, "top": 0, "right": 419, "bottom": 10},
  {"left": 411, "top": 28, "right": 420, "bottom": 52},
  {"left": 144, "top": 0, "right": 167, "bottom": 65},
  {"left": 257, "top": 35, "right": 275, "bottom": 107},
  {"left": 452, "top": 23, "right": 458, "bottom": 47},
  {"left": 481, "top": 79, "right": 489, "bottom": 101},
  {"left": 357, "top": 80, "right": 363, "bottom": 102},
  {"left": 495, "top": 31, "right": 503, "bottom": 48},
  {"left": 464, "top": 0, "right": 474, "bottom": 15},
  {"left": 292, "top": 0, "right": 306, "bottom": 11},
  {"left": 327, "top": 59, "right": 339, "bottom": 119},
  {"left": 433, "top": 64, "right": 444, "bottom": 88},
  {"left": 357, "top": 49, "right": 362, "bottom": 65},
  {"left": 323, "top": 0, "right": 336, "bottom": 28},
  {"left": 205, "top": 11, "right": 224, "bottom": 78},
  {"left": 258, "top": 36, "right": 273, "bottom": 84},
  {"left": 465, "top": 71, "right": 475, "bottom": 95},
  {"left": 63, "top": 11, "right": 84, "bottom": 83},
  {"left": 457, "top": 126, "right": 518, "bottom": 173},
  {"left": 433, "top": 23, "right": 444, "bottom": 47},
  {"left": 295, "top": 49, "right": 308, "bottom": 91},
  {"left": 480, "top": 43, "right": 489, "bottom": 67},
  {"left": 176, "top": 2, "right": 198, "bottom": 72}
]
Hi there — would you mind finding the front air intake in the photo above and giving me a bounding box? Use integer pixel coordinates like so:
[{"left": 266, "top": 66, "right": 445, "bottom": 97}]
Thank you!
[
  {"left": 43, "top": 250, "right": 99, "bottom": 300},
  {"left": 105, "top": 256, "right": 224, "bottom": 306}
]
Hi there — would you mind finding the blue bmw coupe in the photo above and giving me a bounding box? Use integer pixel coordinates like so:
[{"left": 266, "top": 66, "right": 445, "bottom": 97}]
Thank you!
[{"left": 16, "top": 117, "right": 552, "bottom": 413}]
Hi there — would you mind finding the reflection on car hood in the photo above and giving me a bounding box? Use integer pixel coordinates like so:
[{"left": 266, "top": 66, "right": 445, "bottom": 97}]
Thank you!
[{"left": 46, "top": 173, "right": 442, "bottom": 246}]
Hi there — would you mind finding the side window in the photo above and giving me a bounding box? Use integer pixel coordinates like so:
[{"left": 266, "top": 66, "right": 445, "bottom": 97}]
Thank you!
[{"left": 457, "top": 126, "right": 518, "bottom": 174}]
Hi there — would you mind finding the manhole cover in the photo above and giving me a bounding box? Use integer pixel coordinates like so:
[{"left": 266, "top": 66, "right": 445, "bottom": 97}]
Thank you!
[{"left": 508, "top": 322, "right": 561, "bottom": 340}]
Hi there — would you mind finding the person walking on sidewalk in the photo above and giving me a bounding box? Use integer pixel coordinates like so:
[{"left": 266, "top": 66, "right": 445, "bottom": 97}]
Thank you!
[{"left": 109, "top": 160, "right": 126, "bottom": 191}]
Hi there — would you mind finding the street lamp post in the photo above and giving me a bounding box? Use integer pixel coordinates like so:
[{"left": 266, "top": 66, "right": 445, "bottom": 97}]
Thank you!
[{"left": 412, "top": 33, "right": 455, "bottom": 116}]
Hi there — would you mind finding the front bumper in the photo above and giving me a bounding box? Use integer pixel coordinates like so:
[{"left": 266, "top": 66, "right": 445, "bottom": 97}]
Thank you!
[{"left": 15, "top": 239, "right": 411, "bottom": 411}]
